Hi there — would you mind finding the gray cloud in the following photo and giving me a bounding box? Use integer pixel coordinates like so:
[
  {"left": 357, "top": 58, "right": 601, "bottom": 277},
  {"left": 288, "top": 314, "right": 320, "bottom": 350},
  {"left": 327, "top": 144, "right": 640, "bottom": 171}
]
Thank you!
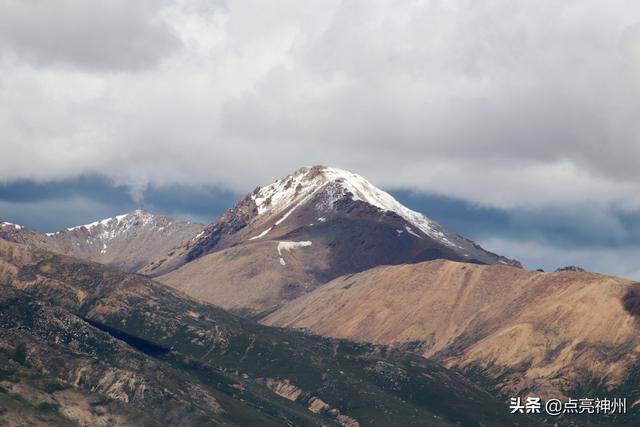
[
  {"left": 0, "top": 0, "right": 182, "bottom": 70},
  {"left": 0, "top": 0, "right": 638, "bottom": 205},
  {"left": 1, "top": 1, "right": 640, "bottom": 277},
  {"left": 479, "top": 237, "right": 640, "bottom": 280},
  {"left": 395, "top": 190, "right": 640, "bottom": 279},
  {"left": 0, "top": 175, "right": 236, "bottom": 231}
]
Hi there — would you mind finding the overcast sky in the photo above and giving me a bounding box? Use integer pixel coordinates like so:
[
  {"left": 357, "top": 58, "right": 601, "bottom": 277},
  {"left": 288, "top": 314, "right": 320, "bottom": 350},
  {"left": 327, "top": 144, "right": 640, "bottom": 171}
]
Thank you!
[{"left": 1, "top": 0, "right": 640, "bottom": 278}]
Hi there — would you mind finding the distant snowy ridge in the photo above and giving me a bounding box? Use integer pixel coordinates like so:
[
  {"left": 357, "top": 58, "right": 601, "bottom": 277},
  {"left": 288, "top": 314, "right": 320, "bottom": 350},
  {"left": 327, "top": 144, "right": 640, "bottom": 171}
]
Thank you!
[
  {"left": 4, "top": 209, "right": 203, "bottom": 273},
  {"left": 37, "top": 209, "right": 205, "bottom": 272},
  {"left": 0, "top": 221, "right": 23, "bottom": 230},
  {"left": 59, "top": 209, "right": 163, "bottom": 234},
  {"left": 64, "top": 213, "right": 130, "bottom": 232}
]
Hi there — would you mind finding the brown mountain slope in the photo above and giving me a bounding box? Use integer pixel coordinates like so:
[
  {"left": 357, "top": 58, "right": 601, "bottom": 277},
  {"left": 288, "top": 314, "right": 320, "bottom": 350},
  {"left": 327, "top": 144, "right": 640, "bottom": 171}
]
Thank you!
[
  {"left": 158, "top": 240, "right": 329, "bottom": 315},
  {"left": 148, "top": 166, "right": 519, "bottom": 315},
  {"left": 0, "top": 238, "right": 542, "bottom": 427},
  {"left": 262, "top": 259, "right": 640, "bottom": 399}
]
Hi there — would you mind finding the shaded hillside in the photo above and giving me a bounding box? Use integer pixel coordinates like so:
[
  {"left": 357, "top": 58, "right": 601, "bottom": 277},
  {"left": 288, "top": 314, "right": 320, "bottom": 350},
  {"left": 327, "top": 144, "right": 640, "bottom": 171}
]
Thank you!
[{"left": 0, "top": 287, "right": 233, "bottom": 426}]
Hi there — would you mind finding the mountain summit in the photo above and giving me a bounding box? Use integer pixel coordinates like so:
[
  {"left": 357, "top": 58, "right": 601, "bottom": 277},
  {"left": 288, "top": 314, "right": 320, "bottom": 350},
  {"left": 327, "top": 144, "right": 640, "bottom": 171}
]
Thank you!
[
  {"left": 248, "top": 166, "right": 518, "bottom": 265},
  {"left": 145, "top": 165, "right": 520, "bottom": 315}
]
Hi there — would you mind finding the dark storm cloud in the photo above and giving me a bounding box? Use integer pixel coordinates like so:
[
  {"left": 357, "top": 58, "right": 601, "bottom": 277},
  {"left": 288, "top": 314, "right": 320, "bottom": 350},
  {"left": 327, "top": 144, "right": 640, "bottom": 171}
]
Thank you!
[
  {"left": 395, "top": 191, "right": 640, "bottom": 250},
  {"left": 0, "top": 176, "right": 131, "bottom": 205},
  {"left": 136, "top": 183, "right": 239, "bottom": 224},
  {"left": 0, "top": 176, "right": 239, "bottom": 231},
  {"left": 395, "top": 191, "right": 640, "bottom": 277},
  {"left": 0, "top": 0, "right": 181, "bottom": 70}
]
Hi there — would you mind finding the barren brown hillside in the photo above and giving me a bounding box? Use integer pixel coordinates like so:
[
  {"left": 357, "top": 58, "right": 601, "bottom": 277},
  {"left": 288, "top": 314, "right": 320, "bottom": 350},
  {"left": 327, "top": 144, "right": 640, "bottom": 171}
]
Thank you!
[
  {"left": 158, "top": 240, "right": 332, "bottom": 315},
  {"left": 262, "top": 260, "right": 640, "bottom": 399}
]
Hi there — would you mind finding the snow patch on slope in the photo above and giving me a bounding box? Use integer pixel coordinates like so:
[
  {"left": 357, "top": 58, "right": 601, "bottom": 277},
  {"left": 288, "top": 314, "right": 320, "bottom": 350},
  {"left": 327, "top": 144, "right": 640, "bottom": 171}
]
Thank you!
[
  {"left": 277, "top": 241, "right": 313, "bottom": 255},
  {"left": 249, "top": 226, "right": 273, "bottom": 240},
  {"left": 277, "top": 240, "right": 312, "bottom": 266},
  {"left": 404, "top": 226, "right": 421, "bottom": 239}
]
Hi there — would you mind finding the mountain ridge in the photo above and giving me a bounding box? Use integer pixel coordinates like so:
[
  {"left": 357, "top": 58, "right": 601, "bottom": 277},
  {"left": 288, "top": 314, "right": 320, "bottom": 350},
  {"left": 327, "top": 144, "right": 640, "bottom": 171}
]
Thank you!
[
  {"left": 0, "top": 209, "right": 204, "bottom": 272},
  {"left": 142, "top": 165, "right": 520, "bottom": 315},
  {"left": 262, "top": 259, "right": 639, "bottom": 402}
]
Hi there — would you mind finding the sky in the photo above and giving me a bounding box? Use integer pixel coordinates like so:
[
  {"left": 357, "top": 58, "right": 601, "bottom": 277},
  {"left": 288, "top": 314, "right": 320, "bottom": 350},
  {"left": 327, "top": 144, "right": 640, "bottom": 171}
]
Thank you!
[{"left": 1, "top": 0, "right": 640, "bottom": 278}]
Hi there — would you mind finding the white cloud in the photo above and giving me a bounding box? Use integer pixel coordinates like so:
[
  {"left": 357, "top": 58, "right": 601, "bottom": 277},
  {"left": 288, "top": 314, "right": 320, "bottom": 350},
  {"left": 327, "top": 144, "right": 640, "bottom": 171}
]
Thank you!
[{"left": 0, "top": 0, "right": 639, "bottom": 214}]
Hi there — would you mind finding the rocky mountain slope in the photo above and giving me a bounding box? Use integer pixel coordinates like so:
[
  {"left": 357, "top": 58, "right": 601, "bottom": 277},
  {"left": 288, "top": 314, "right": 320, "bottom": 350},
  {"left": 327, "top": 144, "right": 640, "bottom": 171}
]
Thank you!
[
  {"left": 144, "top": 166, "right": 519, "bottom": 315},
  {"left": 0, "top": 287, "right": 230, "bottom": 426},
  {"left": 262, "top": 259, "right": 640, "bottom": 407},
  {"left": 1, "top": 209, "right": 204, "bottom": 272},
  {"left": 0, "top": 220, "right": 51, "bottom": 247},
  {"left": 0, "top": 237, "right": 539, "bottom": 426}
]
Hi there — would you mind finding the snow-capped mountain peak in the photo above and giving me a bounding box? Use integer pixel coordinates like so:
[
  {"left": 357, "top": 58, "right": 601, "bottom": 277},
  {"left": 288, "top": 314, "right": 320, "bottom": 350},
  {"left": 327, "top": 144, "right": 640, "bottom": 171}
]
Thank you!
[
  {"left": 142, "top": 165, "right": 520, "bottom": 279},
  {"left": 146, "top": 165, "right": 520, "bottom": 314},
  {"left": 251, "top": 165, "right": 451, "bottom": 246}
]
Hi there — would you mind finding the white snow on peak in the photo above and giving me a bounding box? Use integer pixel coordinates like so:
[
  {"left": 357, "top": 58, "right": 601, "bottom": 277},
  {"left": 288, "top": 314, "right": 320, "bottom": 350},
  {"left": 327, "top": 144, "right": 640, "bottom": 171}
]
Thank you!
[
  {"left": 251, "top": 166, "right": 460, "bottom": 248},
  {"left": 0, "top": 221, "right": 23, "bottom": 230},
  {"left": 251, "top": 169, "right": 316, "bottom": 217},
  {"left": 67, "top": 217, "right": 113, "bottom": 232},
  {"left": 65, "top": 210, "right": 153, "bottom": 233},
  {"left": 321, "top": 167, "right": 455, "bottom": 244}
]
